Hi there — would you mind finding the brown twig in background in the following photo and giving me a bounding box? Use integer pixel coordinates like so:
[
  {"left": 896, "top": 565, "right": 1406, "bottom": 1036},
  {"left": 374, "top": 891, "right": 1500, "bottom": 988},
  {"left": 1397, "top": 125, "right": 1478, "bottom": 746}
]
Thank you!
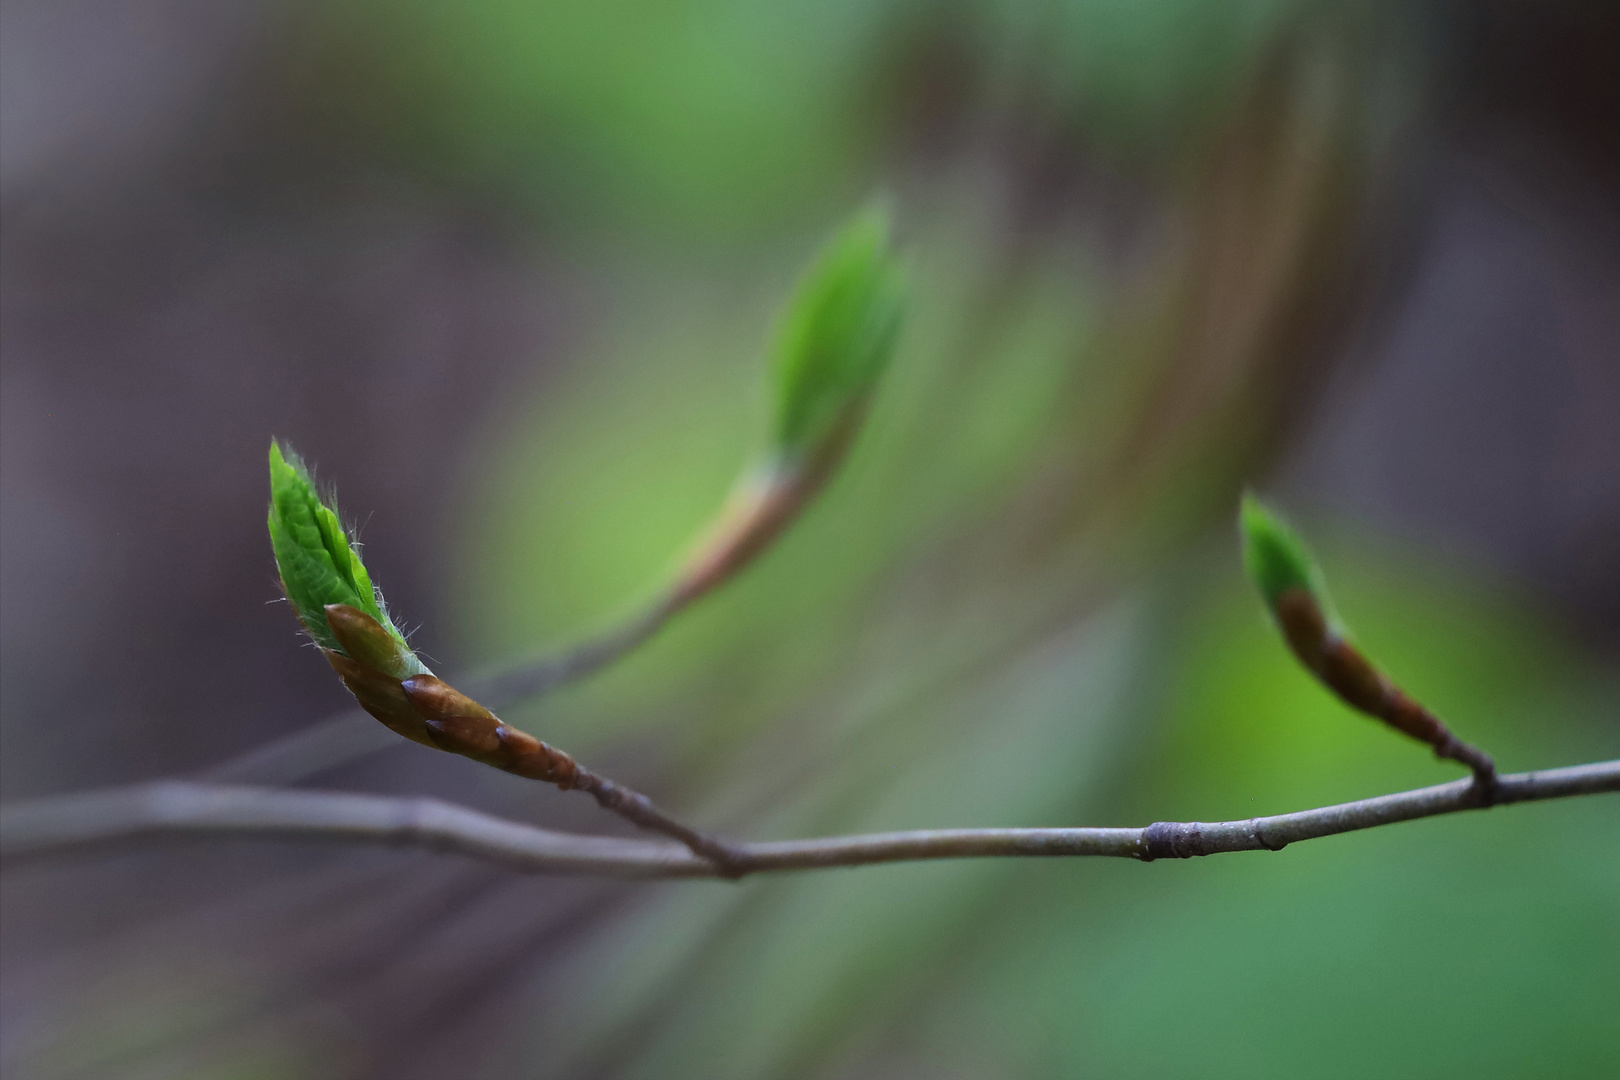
[
  {"left": 5, "top": 760, "right": 1615, "bottom": 879},
  {"left": 466, "top": 592, "right": 684, "bottom": 707}
]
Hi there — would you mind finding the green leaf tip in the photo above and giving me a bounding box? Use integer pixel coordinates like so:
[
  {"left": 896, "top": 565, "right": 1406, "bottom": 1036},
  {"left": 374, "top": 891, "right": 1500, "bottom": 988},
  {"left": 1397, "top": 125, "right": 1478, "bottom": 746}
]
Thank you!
[
  {"left": 769, "top": 203, "right": 907, "bottom": 463},
  {"left": 267, "top": 440, "right": 420, "bottom": 673},
  {"left": 1240, "top": 493, "right": 1328, "bottom": 612}
]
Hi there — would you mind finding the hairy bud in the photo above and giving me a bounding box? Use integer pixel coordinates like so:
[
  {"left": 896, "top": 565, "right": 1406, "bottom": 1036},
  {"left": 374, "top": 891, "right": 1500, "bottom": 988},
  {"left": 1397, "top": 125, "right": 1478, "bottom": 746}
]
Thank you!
[
  {"left": 267, "top": 442, "right": 579, "bottom": 786},
  {"left": 267, "top": 441, "right": 422, "bottom": 672}
]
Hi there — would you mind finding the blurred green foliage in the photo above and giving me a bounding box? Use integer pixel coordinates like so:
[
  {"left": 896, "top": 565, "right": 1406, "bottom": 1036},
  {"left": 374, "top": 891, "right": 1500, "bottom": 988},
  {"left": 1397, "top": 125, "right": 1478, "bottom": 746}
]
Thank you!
[
  {"left": 291, "top": 0, "right": 1320, "bottom": 232},
  {"left": 294, "top": 0, "right": 896, "bottom": 230},
  {"left": 931, "top": 555, "right": 1620, "bottom": 1080},
  {"left": 443, "top": 205, "right": 1617, "bottom": 1080}
]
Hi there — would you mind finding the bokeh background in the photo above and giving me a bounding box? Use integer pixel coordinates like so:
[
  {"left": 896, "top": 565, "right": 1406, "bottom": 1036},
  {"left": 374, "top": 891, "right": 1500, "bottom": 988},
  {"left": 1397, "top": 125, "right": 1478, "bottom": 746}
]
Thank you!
[{"left": 3, "top": 1, "right": 1618, "bottom": 1077}]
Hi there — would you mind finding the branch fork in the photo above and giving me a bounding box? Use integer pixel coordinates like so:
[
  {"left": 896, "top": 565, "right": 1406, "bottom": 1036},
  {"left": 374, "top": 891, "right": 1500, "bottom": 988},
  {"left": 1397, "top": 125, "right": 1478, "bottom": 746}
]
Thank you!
[{"left": 5, "top": 763, "right": 1615, "bottom": 877}]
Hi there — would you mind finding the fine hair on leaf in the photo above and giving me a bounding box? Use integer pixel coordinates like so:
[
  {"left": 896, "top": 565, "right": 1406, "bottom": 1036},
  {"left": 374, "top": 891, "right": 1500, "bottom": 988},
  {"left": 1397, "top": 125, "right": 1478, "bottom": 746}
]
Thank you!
[{"left": 266, "top": 440, "right": 417, "bottom": 668}]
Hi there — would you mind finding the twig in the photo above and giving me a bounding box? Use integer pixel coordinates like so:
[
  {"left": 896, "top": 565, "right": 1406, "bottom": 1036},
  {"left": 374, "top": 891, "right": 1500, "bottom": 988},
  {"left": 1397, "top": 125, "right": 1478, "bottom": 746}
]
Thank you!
[
  {"left": 6, "top": 760, "right": 1615, "bottom": 879},
  {"left": 204, "top": 593, "right": 684, "bottom": 786},
  {"left": 214, "top": 596, "right": 737, "bottom": 867},
  {"left": 570, "top": 766, "right": 747, "bottom": 874},
  {"left": 1272, "top": 589, "right": 1499, "bottom": 789},
  {"left": 368, "top": 661, "right": 742, "bottom": 869},
  {"left": 1241, "top": 500, "right": 1499, "bottom": 789}
]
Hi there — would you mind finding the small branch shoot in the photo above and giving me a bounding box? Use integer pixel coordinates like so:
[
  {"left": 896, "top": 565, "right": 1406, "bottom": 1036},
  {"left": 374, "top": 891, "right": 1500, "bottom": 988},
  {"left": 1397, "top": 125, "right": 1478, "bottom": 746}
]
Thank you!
[
  {"left": 1240, "top": 493, "right": 1497, "bottom": 788},
  {"left": 267, "top": 443, "right": 739, "bottom": 867}
]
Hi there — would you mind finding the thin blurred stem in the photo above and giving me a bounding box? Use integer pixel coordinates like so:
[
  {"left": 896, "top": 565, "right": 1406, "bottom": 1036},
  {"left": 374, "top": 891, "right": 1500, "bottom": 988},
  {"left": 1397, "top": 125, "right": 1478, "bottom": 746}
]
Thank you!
[
  {"left": 7, "top": 760, "right": 1616, "bottom": 879},
  {"left": 205, "top": 591, "right": 686, "bottom": 786},
  {"left": 468, "top": 591, "right": 685, "bottom": 706}
]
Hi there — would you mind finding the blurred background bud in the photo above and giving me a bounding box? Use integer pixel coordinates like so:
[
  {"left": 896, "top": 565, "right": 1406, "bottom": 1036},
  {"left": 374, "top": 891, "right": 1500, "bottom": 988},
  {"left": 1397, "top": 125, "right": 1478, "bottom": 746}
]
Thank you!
[
  {"left": 670, "top": 206, "right": 906, "bottom": 607},
  {"left": 767, "top": 204, "right": 905, "bottom": 469},
  {"left": 1241, "top": 492, "right": 1330, "bottom": 617}
]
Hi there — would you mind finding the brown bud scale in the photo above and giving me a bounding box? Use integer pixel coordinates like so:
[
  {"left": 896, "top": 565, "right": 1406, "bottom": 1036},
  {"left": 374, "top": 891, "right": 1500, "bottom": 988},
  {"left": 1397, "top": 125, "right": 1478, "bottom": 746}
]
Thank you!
[
  {"left": 400, "top": 675, "right": 496, "bottom": 722},
  {"left": 325, "top": 651, "right": 436, "bottom": 747},
  {"left": 496, "top": 726, "right": 579, "bottom": 787},
  {"left": 422, "top": 714, "right": 503, "bottom": 758},
  {"left": 325, "top": 604, "right": 415, "bottom": 681}
]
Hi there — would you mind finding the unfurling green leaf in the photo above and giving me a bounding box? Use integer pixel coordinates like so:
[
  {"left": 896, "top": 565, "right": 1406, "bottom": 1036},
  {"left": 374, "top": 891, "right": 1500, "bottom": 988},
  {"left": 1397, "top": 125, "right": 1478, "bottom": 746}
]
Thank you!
[
  {"left": 265, "top": 443, "right": 582, "bottom": 784},
  {"left": 267, "top": 441, "right": 423, "bottom": 676},
  {"left": 768, "top": 203, "right": 906, "bottom": 465},
  {"left": 1240, "top": 492, "right": 1330, "bottom": 615}
]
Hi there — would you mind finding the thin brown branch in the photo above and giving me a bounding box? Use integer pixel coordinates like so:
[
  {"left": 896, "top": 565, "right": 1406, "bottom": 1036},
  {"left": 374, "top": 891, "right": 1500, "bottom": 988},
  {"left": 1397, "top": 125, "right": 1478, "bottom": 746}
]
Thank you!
[
  {"left": 219, "top": 599, "right": 741, "bottom": 868},
  {"left": 570, "top": 767, "right": 747, "bottom": 874},
  {"left": 5, "top": 760, "right": 1615, "bottom": 879},
  {"left": 204, "top": 593, "right": 684, "bottom": 786},
  {"left": 1270, "top": 588, "right": 1499, "bottom": 788}
]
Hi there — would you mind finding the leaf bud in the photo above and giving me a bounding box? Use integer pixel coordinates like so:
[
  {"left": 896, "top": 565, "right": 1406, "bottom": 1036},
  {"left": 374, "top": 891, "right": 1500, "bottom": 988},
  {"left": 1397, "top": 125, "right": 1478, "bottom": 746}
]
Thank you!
[
  {"left": 768, "top": 203, "right": 906, "bottom": 472},
  {"left": 668, "top": 207, "right": 906, "bottom": 608},
  {"left": 266, "top": 441, "right": 423, "bottom": 675},
  {"left": 1239, "top": 492, "right": 1329, "bottom": 615}
]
